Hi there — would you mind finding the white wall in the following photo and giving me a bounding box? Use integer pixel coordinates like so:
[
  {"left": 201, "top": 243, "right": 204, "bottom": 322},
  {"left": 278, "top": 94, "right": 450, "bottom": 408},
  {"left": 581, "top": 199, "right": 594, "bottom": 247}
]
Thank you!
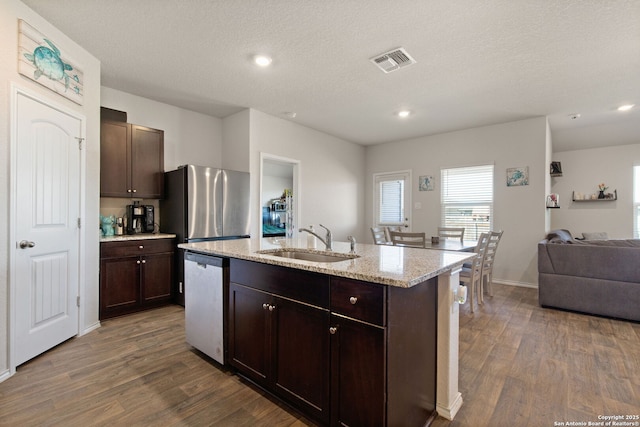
[
  {"left": 263, "top": 176, "right": 293, "bottom": 206},
  {"left": 366, "top": 117, "right": 549, "bottom": 286},
  {"left": 247, "top": 109, "right": 366, "bottom": 242},
  {"left": 221, "top": 109, "right": 250, "bottom": 172},
  {"left": 550, "top": 144, "right": 640, "bottom": 239},
  {"left": 1, "top": 0, "right": 101, "bottom": 377},
  {"left": 101, "top": 87, "right": 223, "bottom": 171}
]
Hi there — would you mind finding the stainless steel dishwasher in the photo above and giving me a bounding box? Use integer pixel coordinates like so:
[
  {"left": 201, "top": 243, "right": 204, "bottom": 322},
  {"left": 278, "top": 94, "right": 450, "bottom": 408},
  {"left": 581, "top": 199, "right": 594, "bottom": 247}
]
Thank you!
[{"left": 184, "top": 251, "right": 228, "bottom": 365}]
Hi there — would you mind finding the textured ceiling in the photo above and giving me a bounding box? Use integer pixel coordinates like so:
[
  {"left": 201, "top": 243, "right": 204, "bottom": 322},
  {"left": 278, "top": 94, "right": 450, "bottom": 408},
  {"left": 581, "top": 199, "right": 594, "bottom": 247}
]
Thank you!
[{"left": 21, "top": 0, "right": 640, "bottom": 151}]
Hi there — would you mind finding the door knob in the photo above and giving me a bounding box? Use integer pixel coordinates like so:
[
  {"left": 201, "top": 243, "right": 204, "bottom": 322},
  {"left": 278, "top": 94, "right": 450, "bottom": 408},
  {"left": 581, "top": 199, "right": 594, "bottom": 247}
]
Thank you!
[{"left": 19, "top": 240, "right": 35, "bottom": 249}]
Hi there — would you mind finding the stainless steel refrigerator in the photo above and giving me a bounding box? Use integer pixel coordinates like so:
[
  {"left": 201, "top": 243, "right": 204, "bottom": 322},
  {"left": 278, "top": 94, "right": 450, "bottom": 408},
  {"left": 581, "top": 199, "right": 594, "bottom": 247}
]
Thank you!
[{"left": 160, "top": 164, "right": 250, "bottom": 305}]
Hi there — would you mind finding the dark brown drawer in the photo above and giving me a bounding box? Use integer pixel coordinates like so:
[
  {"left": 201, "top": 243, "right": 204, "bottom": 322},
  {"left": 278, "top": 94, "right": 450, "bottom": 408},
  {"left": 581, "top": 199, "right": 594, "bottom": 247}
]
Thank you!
[
  {"left": 331, "top": 277, "right": 385, "bottom": 326},
  {"left": 100, "top": 238, "right": 174, "bottom": 258},
  {"left": 230, "top": 259, "right": 329, "bottom": 309}
]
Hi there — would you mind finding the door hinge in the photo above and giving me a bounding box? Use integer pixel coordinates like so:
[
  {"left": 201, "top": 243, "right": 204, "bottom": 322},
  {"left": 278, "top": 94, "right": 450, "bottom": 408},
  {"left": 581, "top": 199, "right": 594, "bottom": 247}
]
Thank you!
[
  {"left": 77, "top": 217, "right": 81, "bottom": 228},
  {"left": 76, "top": 296, "right": 80, "bottom": 307},
  {"left": 75, "top": 137, "right": 84, "bottom": 150}
]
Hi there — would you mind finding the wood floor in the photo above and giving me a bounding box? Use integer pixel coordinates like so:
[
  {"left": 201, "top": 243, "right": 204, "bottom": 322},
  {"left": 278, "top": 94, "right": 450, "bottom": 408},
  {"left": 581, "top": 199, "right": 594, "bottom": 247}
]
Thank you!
[{"left": 1, "top": 284, "right": 638, "bottom": 426}]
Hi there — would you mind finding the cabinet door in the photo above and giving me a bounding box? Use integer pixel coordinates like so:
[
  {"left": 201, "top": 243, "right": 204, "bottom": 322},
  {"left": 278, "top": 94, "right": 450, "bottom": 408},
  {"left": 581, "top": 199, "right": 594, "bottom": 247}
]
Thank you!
[
  {"left": 330, "top": 314, "right": 385, "bottom": 427},
  {"left": 141, "top": 251, "right": 173, "bottom": 305},
  {"left": 272, "top": 296, "right": 330, "bottom": 423},
  {"left": 100, "top": 120, "right": 130, "bottom": 197},
  {"left": 100, "top": 256, "right": 140, "bottom": 319},
  {"left": 130, "top": 125, "right": 164, "bottom": 198},
  {"left": 228, "top": 283, "right": 271, "bottom": 386}
]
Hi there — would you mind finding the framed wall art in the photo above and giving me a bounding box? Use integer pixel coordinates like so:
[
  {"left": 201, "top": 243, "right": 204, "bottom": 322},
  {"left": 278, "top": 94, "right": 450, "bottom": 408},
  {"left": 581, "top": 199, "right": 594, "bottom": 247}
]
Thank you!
[
  {"left": 18, "top": 19, "right": 84, "bottom": 105},
  {"left": 506, "top": 166, "right": 529, "bottom": 187},
  {"left": 419, "top": 175, "right": 434, "bottom": 191}
]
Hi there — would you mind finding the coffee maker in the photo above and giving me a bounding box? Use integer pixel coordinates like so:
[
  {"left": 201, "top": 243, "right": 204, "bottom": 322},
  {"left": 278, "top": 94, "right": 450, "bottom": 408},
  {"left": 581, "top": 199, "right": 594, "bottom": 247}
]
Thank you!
[{"left": 126, "top": 202, "right": 154, "bottom": 234}]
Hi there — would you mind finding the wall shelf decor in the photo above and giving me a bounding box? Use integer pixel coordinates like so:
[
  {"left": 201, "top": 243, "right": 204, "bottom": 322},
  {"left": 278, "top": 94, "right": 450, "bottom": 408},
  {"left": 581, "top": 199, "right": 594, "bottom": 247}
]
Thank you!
[
  {"left": 550, "top": 161, "right": 562, "bottom": 177},
  {"left": 546, "top": 193, "right": 560, "bottom": 208},
  {"left": 572, "top": 190, "right": 617, "bottom": 201}
]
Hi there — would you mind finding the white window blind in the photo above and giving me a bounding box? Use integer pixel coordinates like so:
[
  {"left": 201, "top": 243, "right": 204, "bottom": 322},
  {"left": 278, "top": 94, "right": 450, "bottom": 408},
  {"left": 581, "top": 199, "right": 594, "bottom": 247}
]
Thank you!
[
  {"left": 441, "top": 164, "right": 494, "bottom": 240},
  {"left": 379, "top": 179, "right": 405, "bottom": 224},
  {"left": 634, "top": 166, "right": 640, "bottom": 238}
]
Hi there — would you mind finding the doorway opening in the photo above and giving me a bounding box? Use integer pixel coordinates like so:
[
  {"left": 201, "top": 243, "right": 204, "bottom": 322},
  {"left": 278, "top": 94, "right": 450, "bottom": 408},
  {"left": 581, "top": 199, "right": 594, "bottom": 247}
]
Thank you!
[{"left": 260, "top": 153, "right": 300, "bottom": 238}]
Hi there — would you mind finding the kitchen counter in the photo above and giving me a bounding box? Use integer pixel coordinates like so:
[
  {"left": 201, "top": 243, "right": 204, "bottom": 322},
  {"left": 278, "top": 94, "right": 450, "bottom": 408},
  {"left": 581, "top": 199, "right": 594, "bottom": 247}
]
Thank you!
[
  {"left": 180, "top": 235, "right": 472, "bottom": 421},
  {"left": 100, "top": 233, "right": 176, "bottom": 242},
  {"left": 179, "top": 236, "right": 474, "bottom": 288}
]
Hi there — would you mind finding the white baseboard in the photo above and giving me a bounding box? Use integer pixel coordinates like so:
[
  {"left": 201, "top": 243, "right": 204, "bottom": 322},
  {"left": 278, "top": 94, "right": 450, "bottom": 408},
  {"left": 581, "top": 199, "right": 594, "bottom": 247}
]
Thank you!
[
  {"left": 80, "top": 321, "right": 101, "bottom": 336},
  {"left": 493, "top": 279, "right": 538, "bottom": 289},
  {"left": 0, "top": 368, "right": 12, "bottom": 383},
  {"left": 437, "top": 392, "right": 463, "bottom": 420}
]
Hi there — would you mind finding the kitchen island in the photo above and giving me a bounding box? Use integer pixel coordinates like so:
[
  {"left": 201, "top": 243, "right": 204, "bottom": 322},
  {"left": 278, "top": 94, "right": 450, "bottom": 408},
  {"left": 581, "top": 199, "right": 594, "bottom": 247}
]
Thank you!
[{"left": 180, "top": 237, "right": 474, "bottom": 426}]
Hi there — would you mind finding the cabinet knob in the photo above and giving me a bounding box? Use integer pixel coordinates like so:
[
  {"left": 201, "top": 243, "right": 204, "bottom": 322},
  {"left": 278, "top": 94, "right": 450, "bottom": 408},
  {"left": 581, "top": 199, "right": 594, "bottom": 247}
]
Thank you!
[
  {"left": 268, "top": 305, "right": 275, "bottom": 312},
  {"left": 349, "top": 296, "right": 358, "bottom": 305},
  {"left": 139, "top": 245, "right": 144, "bottom": 249},
  {"left": 132, "top": 189, "right": 137, "bottom": 193},
  {"left": 329, "top": 327, "right": 338, "bottom": 335},
  {"left": 263, "top": 303, "right": 269, "bottom": 310},
  {"left": 127, "top": 189, "right": 132, "bottom": 193},
  {"left": 136, "top": 260, "right": 141, "bottom": 264},
  {"left": 141, "top": 259, "right": 146, "bottom": 264}
]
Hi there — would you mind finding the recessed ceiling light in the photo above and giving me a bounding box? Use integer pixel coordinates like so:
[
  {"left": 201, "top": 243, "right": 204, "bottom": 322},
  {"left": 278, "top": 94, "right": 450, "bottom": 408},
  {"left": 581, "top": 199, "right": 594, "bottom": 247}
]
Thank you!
[
  {"left": 253, "top": 55, "right": 272, "bottom": 67},
  {"left": 618, "top": 104, "right": 635, "bottom": 111},
  {"left": 397, "top": 110, "right": 411, "bottom": 118},
  {"left": 282, "top": 112, "right": 297, "bottom": 119},
  {"left": 569, "top": 113, "right": 581, "bottom": 120}
]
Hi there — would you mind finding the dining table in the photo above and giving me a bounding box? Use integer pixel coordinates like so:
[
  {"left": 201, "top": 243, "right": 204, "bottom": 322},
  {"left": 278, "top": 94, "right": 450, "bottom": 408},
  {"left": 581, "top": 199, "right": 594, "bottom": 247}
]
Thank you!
[{"left": 423, "top": 239, "right": 477, "bottom": 252}]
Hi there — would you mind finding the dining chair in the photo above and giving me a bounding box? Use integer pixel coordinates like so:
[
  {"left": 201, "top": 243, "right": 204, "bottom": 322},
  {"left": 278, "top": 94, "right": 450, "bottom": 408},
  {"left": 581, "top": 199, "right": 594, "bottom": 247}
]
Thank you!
[
  {"left": 438, "top": 227, "right": 465, "bottom": 242},
  {"left": 388, "top": 231, "right": 426, "bottom": 248},
  {"left": 384, "top": 226, "right": 403, "bottom": 242},
  {"left": 370, "top": 227, "right": 389, "bottom": 245},
  {"left": 480, "top": 230, "right": 504, "bottom": 300},
  {"left": 459, "top": 232, "right": 490, "bottom": 313}
]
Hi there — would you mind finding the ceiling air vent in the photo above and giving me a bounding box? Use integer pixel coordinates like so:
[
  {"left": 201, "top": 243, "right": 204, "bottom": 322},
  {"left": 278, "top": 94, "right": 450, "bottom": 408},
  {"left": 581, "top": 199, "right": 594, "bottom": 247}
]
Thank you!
[{"left": 370, "top": 47, "right": 416, "bottom": 73}]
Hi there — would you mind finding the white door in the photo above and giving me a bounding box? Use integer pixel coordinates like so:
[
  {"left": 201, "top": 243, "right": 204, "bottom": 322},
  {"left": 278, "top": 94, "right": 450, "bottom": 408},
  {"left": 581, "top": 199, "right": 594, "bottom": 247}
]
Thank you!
[
  {"left": 374, "top": 171, "right": 412, "bottom": 231},
  {"left": 13, "top": 92, "right": 81, "bottom": 366}
]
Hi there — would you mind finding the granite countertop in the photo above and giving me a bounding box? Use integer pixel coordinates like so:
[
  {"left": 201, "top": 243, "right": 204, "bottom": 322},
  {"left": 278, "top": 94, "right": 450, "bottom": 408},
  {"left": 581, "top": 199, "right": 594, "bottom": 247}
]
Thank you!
[
  {"left": 100, "top": 233, "right": 176, "bottom": 243},
  {"left": 179, "top": 237, "right": 475, "bottom": 288}
]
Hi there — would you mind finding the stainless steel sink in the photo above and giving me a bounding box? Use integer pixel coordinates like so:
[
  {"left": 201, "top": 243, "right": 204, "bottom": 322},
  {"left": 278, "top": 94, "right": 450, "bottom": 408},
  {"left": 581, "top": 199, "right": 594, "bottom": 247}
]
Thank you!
[{"left": 258, "top": 249, "right": 359, "bottom": 263}]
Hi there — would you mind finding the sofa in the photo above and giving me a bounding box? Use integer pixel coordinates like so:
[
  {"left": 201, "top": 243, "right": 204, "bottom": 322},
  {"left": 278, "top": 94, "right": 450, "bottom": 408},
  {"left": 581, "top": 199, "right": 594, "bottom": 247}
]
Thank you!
[{"left": 538, "top": 229, "right": 640, "bottom": 321}]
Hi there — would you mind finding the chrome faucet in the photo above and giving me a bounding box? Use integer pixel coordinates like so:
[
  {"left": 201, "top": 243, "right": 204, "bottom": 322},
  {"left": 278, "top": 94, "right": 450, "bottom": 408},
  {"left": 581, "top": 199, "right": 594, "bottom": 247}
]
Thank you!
[
  {"left": 347, "top": 235, "right": 356, "bottom": 254},
  {"left": 299, "top": 224, "right": 332, "bottom": 251}
]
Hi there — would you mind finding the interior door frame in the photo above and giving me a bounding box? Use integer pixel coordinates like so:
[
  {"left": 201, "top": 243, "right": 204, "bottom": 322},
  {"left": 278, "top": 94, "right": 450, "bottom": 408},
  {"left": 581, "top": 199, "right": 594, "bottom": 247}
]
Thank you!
[
  {"left": 259, "top": 152, "right": 301, "bottom": 239},
  {"left": 8, "top": 84, "right": 87, "bottom": 374}
]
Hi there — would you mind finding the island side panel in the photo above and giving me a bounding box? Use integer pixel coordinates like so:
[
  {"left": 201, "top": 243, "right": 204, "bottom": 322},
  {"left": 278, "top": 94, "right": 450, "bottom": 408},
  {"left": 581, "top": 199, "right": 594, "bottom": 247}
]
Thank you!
[
  {"left": 436, "top": 268, "right": 463, "bottom": 420},
  {"left": 386, "top": 276, "right": 438, "bottom": 426}
]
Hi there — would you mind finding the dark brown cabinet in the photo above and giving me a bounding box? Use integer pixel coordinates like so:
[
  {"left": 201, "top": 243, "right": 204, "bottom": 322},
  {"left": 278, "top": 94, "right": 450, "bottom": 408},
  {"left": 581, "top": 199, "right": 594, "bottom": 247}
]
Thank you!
[
  {"left": 229, "top": 260, "right": 331, "bottom": 424},
  {"left": 228, "top": 259, "right": 438, "bottom": 427},
  {"left": 330, "top": 276, "right": 438, "bottom": 427},
  {"left": 100, "top": 120, "right": 164, "bottom": 198},
  {"left": 329, "top": 278, "right": 386, "bottom": 426},
  {"left": 100, "top": 238, "right": 174, "bottom": 319}
]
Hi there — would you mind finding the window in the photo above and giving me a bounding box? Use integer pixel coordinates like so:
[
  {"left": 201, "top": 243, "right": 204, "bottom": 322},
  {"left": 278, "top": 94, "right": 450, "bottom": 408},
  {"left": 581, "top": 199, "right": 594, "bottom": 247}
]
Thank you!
[
  {"left": 634, "top": 166, "right": 640, "bottom": 238},
  {"left": 441, "top": 164, "right": 494, "bottom": 240},
  {"left": 374, "top": 171, "right": 410, "bottom": 228}
]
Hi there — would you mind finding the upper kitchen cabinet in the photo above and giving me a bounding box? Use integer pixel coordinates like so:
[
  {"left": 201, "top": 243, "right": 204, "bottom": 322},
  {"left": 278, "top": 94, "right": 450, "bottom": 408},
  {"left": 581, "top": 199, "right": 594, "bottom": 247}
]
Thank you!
[{"left": 100, "top": 120, "right": 165, "bottom": 198}]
